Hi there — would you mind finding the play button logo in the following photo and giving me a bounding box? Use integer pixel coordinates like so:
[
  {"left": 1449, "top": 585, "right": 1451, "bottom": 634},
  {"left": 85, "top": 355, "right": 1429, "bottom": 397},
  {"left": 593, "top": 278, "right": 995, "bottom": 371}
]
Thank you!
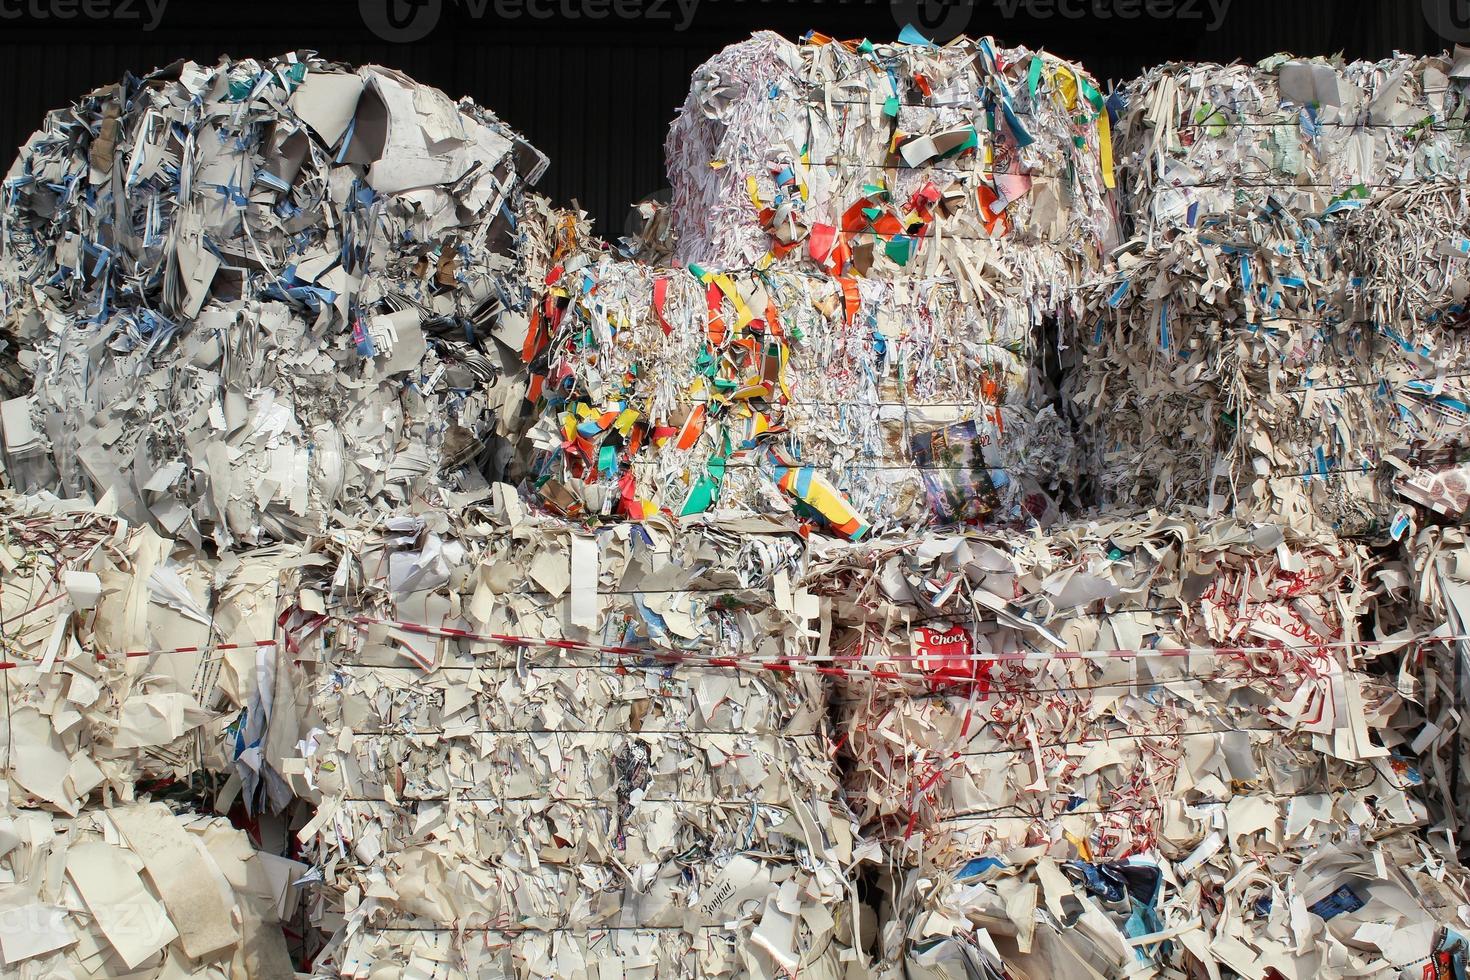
[{"left": 360, "top": 0, "right": 443, "bottom": 42}]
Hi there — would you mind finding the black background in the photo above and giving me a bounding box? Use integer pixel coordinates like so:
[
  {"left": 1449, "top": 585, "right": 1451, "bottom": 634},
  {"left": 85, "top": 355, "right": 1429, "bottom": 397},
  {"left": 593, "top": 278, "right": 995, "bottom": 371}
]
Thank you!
[{"left": 0, "top": 0, "right": 1448, "bottom": 233}]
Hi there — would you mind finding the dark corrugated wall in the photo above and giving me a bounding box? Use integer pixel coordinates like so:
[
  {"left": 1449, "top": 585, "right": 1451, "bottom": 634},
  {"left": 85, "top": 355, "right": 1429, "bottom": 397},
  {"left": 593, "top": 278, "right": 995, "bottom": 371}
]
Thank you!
[{"left": 0, "top": 0, "right": 1443, "bottom": 234}]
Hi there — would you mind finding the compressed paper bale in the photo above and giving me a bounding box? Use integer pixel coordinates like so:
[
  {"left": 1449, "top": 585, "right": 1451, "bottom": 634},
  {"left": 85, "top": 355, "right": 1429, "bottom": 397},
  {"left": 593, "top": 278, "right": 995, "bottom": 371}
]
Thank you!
[
  {"left": 1, "top": 54, "right": 548, "bottom": 551},
  {"left": 665, "top": 31, "right": 1118, "bottom": 302},
  {"left": 1113, "top": 53, "right": 1470, "bottom": 234},
  {"left": 816, "top": 514, "right": 1388, "bottom": 852},
  {"left": 548, "top": 30, "right": 1117, "bottom": 542},
  {"left": 521, "top": 255, "right": 1080, "bottom": 537},
  {"left": 1074, "top": 53, "right": 1470, "bottom": 536},
  {"left": 0, "top": 491, "right": 297, "bottom": 808},
  {"left": 287, "top": 507, "right": 870, "bottom": 979},
  {"left": 804, "top": 511, "right": 1470, "bottom": 978}
]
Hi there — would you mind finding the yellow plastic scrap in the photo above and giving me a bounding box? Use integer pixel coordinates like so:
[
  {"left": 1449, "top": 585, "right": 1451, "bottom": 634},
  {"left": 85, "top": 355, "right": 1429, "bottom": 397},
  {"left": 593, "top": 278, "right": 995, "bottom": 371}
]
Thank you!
[
  {"left": 745, "top": 176, "right": 763, "bottom": 210},
  {"left": 613, "top": 409, "right": 640, "bottom": 436},
  {"left": 711, "top": 273, "right": 756, "bottom": 330}
]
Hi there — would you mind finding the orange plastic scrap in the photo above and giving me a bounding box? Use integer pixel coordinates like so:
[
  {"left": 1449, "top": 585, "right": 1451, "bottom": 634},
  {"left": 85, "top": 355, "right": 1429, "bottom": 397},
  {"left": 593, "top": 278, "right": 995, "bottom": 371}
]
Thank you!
[
  {"left": 764, "top": 299, "right": 784, "bottom": 338},
  {"left": 977, "top": 184, "right": 1012, "bottom": 237},
  {"left": 674, "top": 404, "right": 707, "bottom": 451},
  {"left": 871, "top": 212, "right": 904, "bottom": 238},
  {"left": 836, "top": 276, "right": 861, "bottom": 323},
  {"left": 768, "top": 238, "right": 803, "bottom": 259},
  {"left": 521, "top": 306, "right": 546, "bottom": 362},
  {"left": 825, "top": 236, "right": 852, "bottom": 277},
  {"left": 841, "top": 198, "right": 874, "bottom": 234},
  {"left": 705, "top": 282, "right": 727, "bottom": 346}
]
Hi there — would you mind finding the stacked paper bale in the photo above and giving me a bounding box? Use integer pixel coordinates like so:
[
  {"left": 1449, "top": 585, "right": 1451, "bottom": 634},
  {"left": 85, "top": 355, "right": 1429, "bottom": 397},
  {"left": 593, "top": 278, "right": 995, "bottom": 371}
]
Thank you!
[
  {"left": 287, "top": 495, "right": 868, "bottom": 978},
  {"left": 633, "top": 33, "right": 1119, "bottom": 533},
  {"left": 0, "top": 492, "right": 295, "bottom": 810},
  {"left": 1074, "top": 202, "right": 1397, "bottom": 531},
  {"left": 521, "top": 255, "right": 1080, "bottom": 537},
  {"left": 1072, "top": 52, "right": 1470, "bottom": 534},
  {"left": 1336, "top": 169, "right": 1470, "bottom": 530},
  {"left": 0, "top": 800, "right": 306, "bottom": 976},
  {"left": 803, "top": 513, "right": 1470, "bottom": 978},
  {"left": 666, "top": 31, "right": 1116, "bottom": 294},
  {"left": 7, "top": 32, "right": 1470, "bottom": 980},
  {"left": 0, "top": 60, "right": 559, "bottom": 976},
  {"left": 1113, "top": 55, "right": 1470, "bottom": 230},
  {"left": 0, "top": 493, "right": 311, "bottom": 975},
  {"left": 0, "top": 53, "right": 547, "bottom": 550},
  {"left": 656, "top": 33, "right": 1470, "bottom": 979}
]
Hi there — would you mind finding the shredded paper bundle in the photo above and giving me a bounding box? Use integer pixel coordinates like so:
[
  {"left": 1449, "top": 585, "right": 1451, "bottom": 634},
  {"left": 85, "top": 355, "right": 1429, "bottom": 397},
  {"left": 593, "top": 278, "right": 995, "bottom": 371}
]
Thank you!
[
  {"left": 1, "top": 53, "right": 547, "bottom": 551},
  {"left": 1071, "top": 203, "right": 1406, "bottom": 530},
  {"left": 1074, "top": 52, "right": 1470, "bottom": 535},
  {"left": 666, "top": 31, "right": 1117, "bottom": 300},
  {"left": 284, "top": 500, "right": 866, "bottom": 978},
  {"left": 523, "top": 253, "right": 1078, "bottom": 538},
  {"left": 803, "top": 513, "right": 1465, "bottom": 978}
]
